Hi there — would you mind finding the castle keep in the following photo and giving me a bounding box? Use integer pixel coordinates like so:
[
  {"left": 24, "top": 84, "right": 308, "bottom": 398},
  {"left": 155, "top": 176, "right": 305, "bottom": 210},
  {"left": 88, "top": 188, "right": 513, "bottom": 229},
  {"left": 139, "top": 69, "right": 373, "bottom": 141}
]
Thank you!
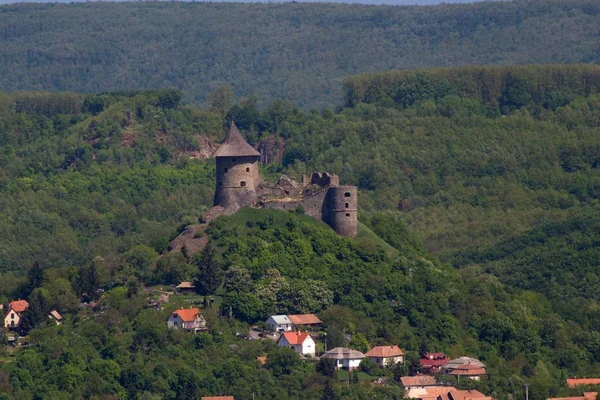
[{"left": 211, "top": 123, "right": 358, "bottom": 237}]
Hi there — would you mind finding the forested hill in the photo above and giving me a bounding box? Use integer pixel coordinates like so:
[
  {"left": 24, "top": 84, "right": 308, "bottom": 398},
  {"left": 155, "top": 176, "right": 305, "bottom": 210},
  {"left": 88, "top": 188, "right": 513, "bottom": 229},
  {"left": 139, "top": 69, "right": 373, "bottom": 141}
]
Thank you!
[{"left": 1, "top": 0, "right": 600, "bottom": 109}]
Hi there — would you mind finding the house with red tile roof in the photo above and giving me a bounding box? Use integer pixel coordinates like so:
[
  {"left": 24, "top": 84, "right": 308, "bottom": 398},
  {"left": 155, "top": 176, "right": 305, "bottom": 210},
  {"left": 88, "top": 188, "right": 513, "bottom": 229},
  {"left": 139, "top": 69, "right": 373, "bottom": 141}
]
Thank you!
[
  {"left": 407, "top": 386, "right": 458, "bottom": 400},
  {"left": 287, "top": 314, "right": 322, "bottom": 327},
  {"left": 167, "top": 308, "right": 207, "bottom": 332},
  {"left": 548, "top": 392, "right": 597, "bottom": 400},
  {"left": 3, "top": 300, "right": 29, "bottom": 330},
  {"left": 277, "top": 331, "right": 316, "bottom": 356},
  {"left": 400, "top": 375, "right": 439, "bottom": 389},
  {"left": 201, "top": 397, "right": 235, "bottom": 400},
  {"left": 420, "top": 352, "right": 448, "bottom": 374},
  {"left": 568, "top": 379, "right": 600, "bottom": 388},
  {"left": 442, "top": 357, "right": 487, "bottom": 381},
  {"left": 438, "top": 389, "right": 493, "bottom": 400},
  {"left": 366, "top": 345, "right": 404, "bottom": 367}
]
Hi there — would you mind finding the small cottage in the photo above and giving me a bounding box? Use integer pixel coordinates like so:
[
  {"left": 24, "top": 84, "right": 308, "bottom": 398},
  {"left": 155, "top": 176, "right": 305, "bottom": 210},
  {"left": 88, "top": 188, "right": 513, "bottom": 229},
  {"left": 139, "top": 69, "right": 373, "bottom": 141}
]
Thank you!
[
  {"left": 365, "top": 345, "right": 404, "bottom": 367},
  {"left": 3, "top": 300, "right": 29, "bottom": 330},
  {"left": 321, "top": 347, "right": 365, "bottom": 370},
  {"left": 175, "top": 281, "right": 196, "bottom": 294},
  {"left": 287, "top": 314, "right": 322, "bottom": 328},
  {"left": 277, "top": 331, "right": 316, "bottom": 357},
  {"left": 442, "top": 357, "right": 486, "bottom": 381},
  {"left": 265, "top": 315, "right": 293, "bottom": 332},
  {"left": 168, "top": 308, "right": 207, "bottom": 332},
  {"left": 419, "top": 352, "right": 448, "bottom": 374}
]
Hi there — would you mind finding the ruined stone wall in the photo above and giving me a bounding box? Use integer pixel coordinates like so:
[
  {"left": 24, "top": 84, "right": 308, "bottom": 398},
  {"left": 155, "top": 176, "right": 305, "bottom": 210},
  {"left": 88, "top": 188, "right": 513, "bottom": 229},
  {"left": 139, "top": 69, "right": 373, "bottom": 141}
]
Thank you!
[
  {"left": 262, "top": 188, "right": 329, "bottom": 222},
  {"left": 214, "top": 155, "right": 260, "bottom": 209}
]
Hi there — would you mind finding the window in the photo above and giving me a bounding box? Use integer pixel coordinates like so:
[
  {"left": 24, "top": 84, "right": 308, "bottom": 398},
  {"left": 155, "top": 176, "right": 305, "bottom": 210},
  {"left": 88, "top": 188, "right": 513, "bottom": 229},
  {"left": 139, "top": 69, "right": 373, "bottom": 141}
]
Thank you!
[
  {"left": 246, "top": 167, "right": 250, "bottom": 172},
  {"left": 219, "top": 181, "right": 222, "bottom": 187},
  {"left": 344, "top": 192, "right": 351, "bottom": 197},
  {"left": 345, "top": 213, "right": 350, "bottom": 217},
  {"left": 232, "top": 158, "right": 237, "bottom": 162},
  {"left": 240, "top": 181, "right": 247, "bottom": 187},
  {"left": 314, "top": 204, "right": 317, "bottom": 208},
  {"left": 345, "top": 202, "right": 349, "bottom": 208},
  {"left": 224, "top": 167, "right": 228, "bottom": 173}
]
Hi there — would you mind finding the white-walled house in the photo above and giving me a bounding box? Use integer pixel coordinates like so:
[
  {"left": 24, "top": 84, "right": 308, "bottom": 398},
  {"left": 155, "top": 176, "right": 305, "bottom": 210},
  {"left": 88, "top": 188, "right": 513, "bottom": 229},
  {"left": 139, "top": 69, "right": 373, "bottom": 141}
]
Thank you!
[
  {"left": 265, "top": 315, "right": 293, "bottom": 332},
  {"left": 277, "top": 331, "right": 316, "bottom": 357},
  {"left": 365, "top": 345, "right": 405, "bottom": 367},
  {"left": 3, "top": 300, "right": 29, "bottom": 330},
  {"left": 321, "top": 347, "right": 366, "bottom": 370},
  {"left": 168, "top": 308, "right": 207, "bottom": 333}
]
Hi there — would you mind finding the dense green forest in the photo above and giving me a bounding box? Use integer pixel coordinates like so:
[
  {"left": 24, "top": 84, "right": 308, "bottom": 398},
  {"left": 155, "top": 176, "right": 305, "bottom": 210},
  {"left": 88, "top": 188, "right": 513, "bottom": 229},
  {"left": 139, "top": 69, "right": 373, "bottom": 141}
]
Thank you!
[
  {"left": 1, "top": 0, "right": 600, "bottom": 108},
  {"left": 1, "top": 64, "right": 600, "bottom": 399}
]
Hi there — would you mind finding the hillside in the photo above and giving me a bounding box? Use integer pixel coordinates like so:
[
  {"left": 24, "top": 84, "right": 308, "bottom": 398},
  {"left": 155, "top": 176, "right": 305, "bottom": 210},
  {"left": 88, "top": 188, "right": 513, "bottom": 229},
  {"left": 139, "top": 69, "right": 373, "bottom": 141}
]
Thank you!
[{"left": 1, "top": 0, "right": 600, "bottom": 108}]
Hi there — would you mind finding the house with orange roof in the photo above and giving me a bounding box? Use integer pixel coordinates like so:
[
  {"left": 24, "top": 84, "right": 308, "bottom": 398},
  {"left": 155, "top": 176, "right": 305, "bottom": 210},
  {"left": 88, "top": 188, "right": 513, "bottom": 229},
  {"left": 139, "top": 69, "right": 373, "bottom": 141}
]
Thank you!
[
  {"left": 568, "top": 379, "right": 600, "bottom": 388},
  {"left": 442, "top": 357, "right": 487, "bottom": 381},
  {"left": 167, "top": 308, "right": 207, "bottom": 332},
  {"left": 438, "top": 389, "right": 493, "bottom": 400},
  {"left": 366, "top": 345, "right": 404, "bottom": 367},
  {"left": 277, "top": 331, "right": 316, "bottom": 356},
  {"left": 3, "top": 300, "right": 29, "bottom": 330},
  {"left": 201, "top": 397, "right": 235, "bottom": 400},
  {"left": 287, "top": 314, "right": 322, "bottom": 328},
  {"left": 400, "top": 375, "right": 439, "bottom": 389},
  {"left": 406, "top": 386, "right": 458, "bottom": 400},
  {"left": 548, "top": 392, "right": 597, "bottom": 400}
]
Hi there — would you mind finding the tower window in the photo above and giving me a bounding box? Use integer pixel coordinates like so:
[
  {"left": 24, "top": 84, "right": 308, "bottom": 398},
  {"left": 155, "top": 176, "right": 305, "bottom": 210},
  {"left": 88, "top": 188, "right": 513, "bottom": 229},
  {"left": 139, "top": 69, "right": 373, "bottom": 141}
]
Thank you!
[
  {"left": 344, "top": 192, "right": 351, "bottom": 197},
  {"left": 246, "top": 167, "right": 250, "bottom": 172},
  {"left": 224, "top": 167, "right": 228, "bottom": 173},
  {"left": 345, "top": 202, "right": 349, "bottom": 208},
  {"left": 232, "top": 158, "right": 237, "bottom": 162},
  {"left": 219, "top": 181, "right": 222, "bottom": 187},
  {"left": 240, "top": 181, "right": 247, "bottom": 187},
  {"left": 345, "top": 213, "right": 350, "bottom": 217}
]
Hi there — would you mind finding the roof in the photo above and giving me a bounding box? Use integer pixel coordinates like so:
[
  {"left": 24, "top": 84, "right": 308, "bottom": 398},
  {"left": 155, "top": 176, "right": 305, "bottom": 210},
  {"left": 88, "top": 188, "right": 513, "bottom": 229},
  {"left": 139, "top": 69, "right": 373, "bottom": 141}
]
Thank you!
[
  {"left": 448, "top": 367, "right": 487, "bottom": 376},
  {"left": 49, "top": 310, "right": 62, "bottom": 320},
  {"left": 322, "top": 347, "right": 366, "bottom": 360},
  {"left": 366, "top": 345, "right": 404, "bottom": 358},
  {"left": 212, "top": 122, "right": 260, "bottom": 158},
  {"left": 400, "top": 375, "right": 438, "bottom": 388},
  {"left": 548, "top": 394, "right": 598, "bottom": 400},
  {"left": 279, "top": 331, "right": 312, "bottom": 345},
  {"left": 443, "top": 389, "right": 491, "bottom": 400},
  {"left": 268, "top": 315, "right": 292, "bottom": 325},
  {"left": 176, "top": 281, "right": 195, "bottom": 289},
  {"left": 424, "top": 352, "right": 446, "bottom": 359},
  {"left": 568, "top": 379, "right": 600, "bottom": 388},
  {"left": 406, "top": 386, "right": 458, "bottom": 400},
  {"left": 173, "top": 308, "right": 201, "bottom": 322},
  {"left": 256, "top": 356, "right": 267, "bottom": 365},
  {"left": 9, "top": 300, "right": 29, "bottom": 313},
  {"left": 287, "top": 314, "right": 322, "bottom": 325},
  {"left": 442, "top": 357, "right": 485, "bottom": 370},
  {"left": 201, "top": 397, "right": 235, "bottom": 400}
]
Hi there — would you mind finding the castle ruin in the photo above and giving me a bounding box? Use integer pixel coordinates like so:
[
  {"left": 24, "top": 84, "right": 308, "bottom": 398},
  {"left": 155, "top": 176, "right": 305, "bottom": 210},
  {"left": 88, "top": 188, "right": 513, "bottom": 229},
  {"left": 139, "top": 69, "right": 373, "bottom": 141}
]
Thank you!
[{"left": 209, "top": 123, "right": 358, "bottom": 237}]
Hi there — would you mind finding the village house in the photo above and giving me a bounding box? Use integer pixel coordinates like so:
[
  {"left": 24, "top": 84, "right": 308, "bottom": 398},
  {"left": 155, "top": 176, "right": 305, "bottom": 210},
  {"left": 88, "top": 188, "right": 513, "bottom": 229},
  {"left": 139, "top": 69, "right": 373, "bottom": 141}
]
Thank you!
[
  {"left": 442, "top": 357, "right": 487, "bottom": 381},
  {"left": 287, "top": 314, "right": 323, "bottom": 329},
  {"left": 365, "top": 345, "right": 404, "bottom": 367},
  {"left": 420, "top": 352, "right": 448, "bottom": 374},
  {"left": 322, "top": 347, "right": 365, "bottom": 370},
  {"left": 175, "top": 281, "right": 196, "bottom": 294},
  {"left": 167, "top": 308, "right": 207, "bottom": 332},
  {"left": 406, "top": 386, "right": 457, "bottom": 400},
  {"left": 567, "top": 379, "right": 600, "bottom": 388},
  {"left": 3, "top": 300, "right": 29, "bottom": 330},
  {"left": 201, "top": 397, "right": 235, "bottom": 400},
  {"left": 265, "top": 315, "right": 293, "bottom": 332},
  {"left": 48, "top": 310, "right": 63, "bottom": 325},
  {"left": 438, "top": 389, "right": 494, "bottom": 400},
  {"left": 400, "top": 375, "right": 439, "bottom": 391},
  {"left": 548, "top": 393, "right": 597, "bottom": 400},
  {"left": 277, "top": 331, "right": 316, "bottom": 357}
]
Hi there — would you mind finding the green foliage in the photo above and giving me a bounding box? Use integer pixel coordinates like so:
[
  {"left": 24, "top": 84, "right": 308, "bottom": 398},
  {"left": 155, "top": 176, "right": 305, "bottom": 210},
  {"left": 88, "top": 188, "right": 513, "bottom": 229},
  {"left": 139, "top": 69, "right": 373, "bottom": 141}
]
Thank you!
[{"left": 1, "top": 1, "right": 600, "bottom": 108}]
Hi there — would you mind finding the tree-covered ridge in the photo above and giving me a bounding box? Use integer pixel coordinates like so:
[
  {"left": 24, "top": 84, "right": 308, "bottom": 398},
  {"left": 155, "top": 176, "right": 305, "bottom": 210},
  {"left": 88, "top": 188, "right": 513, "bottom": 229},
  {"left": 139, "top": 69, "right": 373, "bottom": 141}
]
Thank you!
[{"left": 1, "top": 0, "right": 600, "bottom": 108}]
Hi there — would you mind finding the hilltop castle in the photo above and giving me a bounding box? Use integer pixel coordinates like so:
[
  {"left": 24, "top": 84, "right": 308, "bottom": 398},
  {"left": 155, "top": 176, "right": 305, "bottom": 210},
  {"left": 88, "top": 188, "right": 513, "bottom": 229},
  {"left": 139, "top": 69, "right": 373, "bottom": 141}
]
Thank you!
[{"left": 209, "top": 123, "right": 358, "bottom": 237}]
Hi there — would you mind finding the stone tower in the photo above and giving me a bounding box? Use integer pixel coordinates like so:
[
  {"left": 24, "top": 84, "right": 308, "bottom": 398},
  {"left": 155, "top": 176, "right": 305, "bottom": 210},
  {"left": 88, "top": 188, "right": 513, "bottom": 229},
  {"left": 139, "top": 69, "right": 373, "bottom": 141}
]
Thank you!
[
  {"left": 328, "top": 185, "right": 358, "bottom": 237},
  {"left": 213, "top": 122, "right": 261, "bottom": 210}
]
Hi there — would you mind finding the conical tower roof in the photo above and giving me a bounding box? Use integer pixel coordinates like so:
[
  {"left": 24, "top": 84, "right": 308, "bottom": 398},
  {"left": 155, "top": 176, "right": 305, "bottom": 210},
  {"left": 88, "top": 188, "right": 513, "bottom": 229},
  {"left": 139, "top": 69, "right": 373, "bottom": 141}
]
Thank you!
[{"left": 213, "top": 122, "right": 261, "bottom": 157}]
